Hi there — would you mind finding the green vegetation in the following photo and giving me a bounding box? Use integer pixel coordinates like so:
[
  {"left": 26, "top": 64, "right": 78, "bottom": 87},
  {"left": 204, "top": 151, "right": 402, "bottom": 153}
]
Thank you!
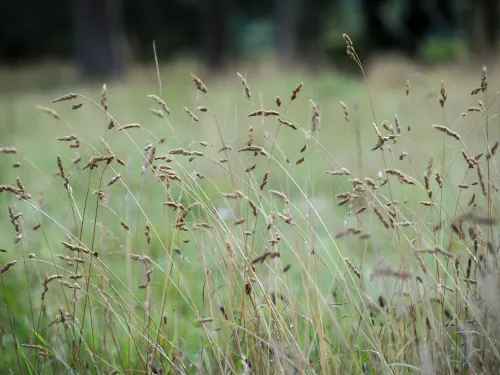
[{"left": 1, "top": 39, "right": 500, "bottom": 374}]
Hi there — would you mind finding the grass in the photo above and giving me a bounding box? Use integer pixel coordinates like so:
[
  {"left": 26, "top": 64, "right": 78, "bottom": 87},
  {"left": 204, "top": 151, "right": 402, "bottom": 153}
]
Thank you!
[{"left": 1, "top": 39, "right": 500, "bottom": 374}]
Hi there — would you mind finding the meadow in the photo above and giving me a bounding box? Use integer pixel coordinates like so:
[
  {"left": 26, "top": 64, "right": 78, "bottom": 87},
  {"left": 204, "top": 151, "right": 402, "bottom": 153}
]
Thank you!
[{"left": 1, "top": 38, "right": 500, "bottom": 374}]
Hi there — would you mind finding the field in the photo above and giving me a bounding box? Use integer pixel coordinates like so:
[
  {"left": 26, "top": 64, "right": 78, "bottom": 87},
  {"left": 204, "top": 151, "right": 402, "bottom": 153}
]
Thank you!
[{"left": 1, "top": 44, "right": 500, "bottom": 374}]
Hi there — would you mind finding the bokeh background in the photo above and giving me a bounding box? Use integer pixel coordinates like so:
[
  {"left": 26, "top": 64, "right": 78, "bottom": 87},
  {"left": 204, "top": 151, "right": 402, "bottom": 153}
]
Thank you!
[{"left": 0, "top": 0, "right": 498, "bottom": 80}]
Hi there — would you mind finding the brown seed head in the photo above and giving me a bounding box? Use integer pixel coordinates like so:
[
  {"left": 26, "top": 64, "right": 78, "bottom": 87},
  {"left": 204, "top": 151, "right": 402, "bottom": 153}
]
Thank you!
[
  {"left": 237, "top": 72, "right": 252, "bottom": 100},
  {"left": 291, "top": 82, "right": 303, "bottom": 101},
  {"left": 191, "top": 73, "right": 207, "bottom": 93},
  {"left": 439, "top": 80, "right": 447, "bottom": 107},
  {"left": 36, "top": 105, "right": 60, "bottom": 120},
  {"left": 147, "top": 94, "right": 170, "bottom": 114},
  {"left": 52, "top": 93, "right": 78, "bottom": 103},
  {"left": 101, "top": 83, "right": 108, "bottom": 111},
  {"left": 481, "top": 65, "right": 487, "bottom": 92}
]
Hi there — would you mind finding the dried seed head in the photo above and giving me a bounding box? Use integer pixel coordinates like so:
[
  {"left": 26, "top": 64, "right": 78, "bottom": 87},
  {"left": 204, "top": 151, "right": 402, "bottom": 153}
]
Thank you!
[
  {"left": 487, "top": 141, "right": 499, "bottom": 160},
  {"left": 325, "top": 167, "right": 351, "bottom": 176},
  {"left": 251, "top": 251, "right": 280, "bottom": 265},
  {"left": 296, "top": 156, "right": 305, "bottom": 165},
  {"left": 0, "top": 260, "right": 16, "bottom": 274},
  {"left": 373, "top": 206, "right": 389, "bottom": 228},
  {"left": 435, "top": 172, "right": 443, "bottom": 187},
  {"left": 420, "top": 201, "right": 437, "bottom": 207},
  {"left": 183, "top": 107, "right": 199, "bottom": 122},
  {"left": 481, "top": 65, "right": 487, "bottom": 92},
  {"left": 234, "top": 218, "right": 246, "bottom": 226},
  {"left": 291, "top": 82, "right": 303, "bottom": 101},
  {"left": 52, "top": 93, "right": 78, "bottom": 103},
  {"left": 81, "top": 154, "right": 115, "bottom": 170},
  {"left": 191, "top": 73, "right": 207, "bottom": 93},
  {"left": 107, "top": 174, "right": 121, "bottom": 186},
  {"left": 245, "top": 164, "right": 256, "bottom": 173},
  {"left": 269, "top": 190, "right": 289, "bottom": 203},
  {"left": 248, "top": 199, "right": 257, "bottom": 216},
  {"left": 471, "top": 87, "right": 482, "bottom": 95},
  {"left": 468, "top": 106, "right": 481, "bottom": 112},
  {"left": 72, "top": 103, "right": 83, "bottom": 110},
  {"left": 343, "top": 34, "right": 360, "bottom": 63},
  {"left": 118, "top": 123, "right": 141, "bottom": 130},
  {"left": 149, "top": 108, "right": 164, "bottom": 118},
  {"left": 310, "top": 99, "right": 320, "bottom": 131},
  {"left": 462, "top": 150, "right": 477, "bottom": 169},
  {"left": 36, "top": 105, "right": 60, "bottom": 120},
  {"left": 395, "top": 114, "right": 401, "bottom": 133},
  {"left": 248, "top": 109, "right": 280, "bottom": 117},
  {"left": 239, "top": 145, "right": 263, "bottom": 153},
  {"left": 277, "top": 117, "right": 298, "bottom": 130},
  {"left": 340, "top": 101, "right": 349, "bottom": 122},
  {"left": 276, "top": 95, "right": 282, "bottom": 107},
  {"left": 344, "top": 258, "right": 361, "bottom": 279},
  {"left": 432, "top": 125, "right": 460, "bottom": 141},
  {"left": 237, "top": 72, "right": 252, "bottom": 100},
  {"left": 260, "top": 170, "right": 269, "bottom": 191},
  {"left": 247, "top": 126, "right": 254, "bottom": 146},
  {"left": 147, "top": 94, "right": 170, "bottom": 114},
  {"left": 439, "top": 80, "right": 447, "bottom": 107},
  {"left": 385, "top": 169, "right": 415, "bottom": 185},
  {"left": 355, "top": 206, "right": 367, "bottom": 215},
  {"left": 197, "top": 106, "right": 208, "bottom": 112},
  {"left": 56, "top": 134, "right": 78, "bottom": 142},
  {"left": 221, "top": 190, "right": 246, "bottom": 199},
  {"left": 101, "top": 83, "right": 108, "bottom": 111},
  {"left": 129, "top": 254, "right": 152, "bottom": 264},
  {"left": 0, "top": 147, "right": 17, "bottom": 154},
  {"left": 405, "top": 80, "right": 410, "bottom": 96}
]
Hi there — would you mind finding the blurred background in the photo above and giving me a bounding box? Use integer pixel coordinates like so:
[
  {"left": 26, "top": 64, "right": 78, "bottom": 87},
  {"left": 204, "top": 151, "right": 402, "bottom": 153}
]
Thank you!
[{"left": 0, "top": 0, "right": 498, "bottom": 81}]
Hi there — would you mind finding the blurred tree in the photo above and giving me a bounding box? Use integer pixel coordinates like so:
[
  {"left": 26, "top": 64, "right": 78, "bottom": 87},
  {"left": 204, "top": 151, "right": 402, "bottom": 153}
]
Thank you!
[
  {"left": 361, "top": 0, "right": 431, "bottom": 57},
  {"left": 74, "top": 0, "right": 124, "bottom": 78},
  {"left": 0, "top": 0, "right": 72, "bottom": 62},
  {"left": 468, "top": 0, "right": 499, "bottom": 59},
  {"left": 201, "top": 0, "right": 231, "bottom": 70},
  {"left": 274, "top": 0, "right": 300, "bottom": 67},
  {"left": 299, "top": 0, "right": 332, "bottom": 67}
]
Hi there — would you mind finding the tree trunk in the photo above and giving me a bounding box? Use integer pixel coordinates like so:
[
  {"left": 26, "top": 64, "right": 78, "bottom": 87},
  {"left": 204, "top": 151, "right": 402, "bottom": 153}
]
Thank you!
[
  {"left": 201, "top": 0, "right": 230, "bottom": 71},
  {"left": 299, "top": 0, "right": 332, "bottom": 68},
  {"left": 74, "top": 0, "right": 124, "bottom": 78},
  {"left": 362, "top": 0, "right": 393, "bottom": 53},
  {"left": 274, "top": 0, "right": 300, "bottom": 67},
  {"left": 469, "top": 0, "right": 499, "bottom": 59}
]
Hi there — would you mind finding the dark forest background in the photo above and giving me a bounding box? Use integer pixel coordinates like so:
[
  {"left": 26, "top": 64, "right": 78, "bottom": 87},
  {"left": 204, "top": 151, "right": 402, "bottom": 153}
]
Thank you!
[{"left": 0, "top": 0, "right": 498, "bottom": 77}]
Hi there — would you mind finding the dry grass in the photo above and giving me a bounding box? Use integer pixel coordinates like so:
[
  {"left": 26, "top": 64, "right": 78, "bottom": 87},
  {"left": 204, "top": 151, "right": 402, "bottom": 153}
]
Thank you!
[{"left": 1, "top": 37, "right": 500, "bottom": 375}]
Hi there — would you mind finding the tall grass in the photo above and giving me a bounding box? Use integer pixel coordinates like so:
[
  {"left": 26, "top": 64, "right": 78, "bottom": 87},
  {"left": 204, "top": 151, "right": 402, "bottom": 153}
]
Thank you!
[{"left": 1, "top": 36, "right": 500, "bottom": 374}]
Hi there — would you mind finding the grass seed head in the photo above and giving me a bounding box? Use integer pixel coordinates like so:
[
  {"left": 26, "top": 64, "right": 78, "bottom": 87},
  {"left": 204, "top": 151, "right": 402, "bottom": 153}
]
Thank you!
[
  {"left": 191, "top": 73, "right": 207, "bottom": 93},
  {"left": 0, "top": 260, "right": 16, "bottom": 274},
  {"left": 291, "top": 82, "right": 303, "bottom": 101},
  {"left": 36, "top": 105, "right": 60, "bottom": 120},
  {"left": 237, "top": 72, "right": 252, "bottom": 100},
  {"left": 52, "top": 93, "right": 78, "bottom": 103}
]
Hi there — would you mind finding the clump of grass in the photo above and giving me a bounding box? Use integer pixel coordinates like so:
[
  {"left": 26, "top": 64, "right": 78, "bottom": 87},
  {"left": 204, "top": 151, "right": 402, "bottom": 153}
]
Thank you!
[{"left": 2, "top": 34, "right": 500, "bottom": 375}]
